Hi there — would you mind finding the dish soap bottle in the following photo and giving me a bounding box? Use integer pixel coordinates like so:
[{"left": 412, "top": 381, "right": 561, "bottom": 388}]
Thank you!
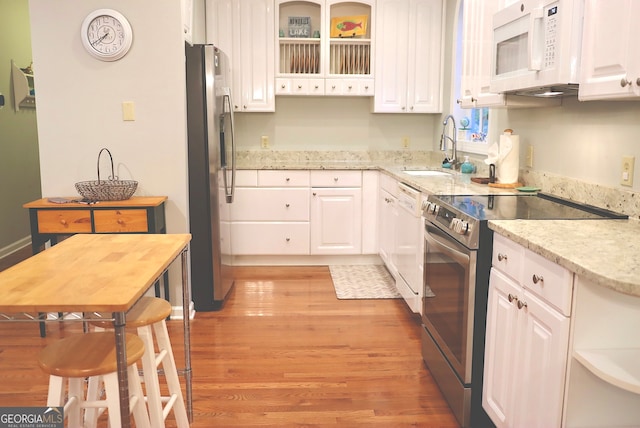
[{"left": 461, "top": 156, "right": 474, "bottom": 174}]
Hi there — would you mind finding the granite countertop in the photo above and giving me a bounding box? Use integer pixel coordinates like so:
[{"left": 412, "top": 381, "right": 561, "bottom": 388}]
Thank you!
[{"left": 489, "top": 219, "right": 640, "bottom": 298}]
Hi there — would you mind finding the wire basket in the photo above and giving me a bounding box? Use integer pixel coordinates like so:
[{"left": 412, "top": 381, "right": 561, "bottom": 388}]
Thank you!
[{"left": 75, "top": 148, "right": 138, "bottom": 201}]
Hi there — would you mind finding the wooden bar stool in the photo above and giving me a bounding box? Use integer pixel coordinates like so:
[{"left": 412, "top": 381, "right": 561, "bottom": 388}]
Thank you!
[
  {"left": 37, "top": 331, "right": 150, "bottom": 428},
  {"left": 91, "top": 297, "right": 189, "bottom": 428}
]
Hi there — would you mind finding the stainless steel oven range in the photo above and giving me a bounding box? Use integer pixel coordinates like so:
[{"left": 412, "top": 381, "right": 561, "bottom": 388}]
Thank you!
[{"left": 420, "top": 193, "right": 627, "bottom": 428}]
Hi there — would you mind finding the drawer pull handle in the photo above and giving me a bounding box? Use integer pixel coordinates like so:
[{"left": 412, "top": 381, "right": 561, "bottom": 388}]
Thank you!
[
  {"left": 333, "top": 177, "right": 339, "bottom": 182},
  {"left": 508, "top": 293, "right": 517, "bottom": 303},
  {"left": 285, "top": 203, "right": 290, "bottom": 208},
  {"left": 60, "top": 219, "right": 67, "bottom": 225},
  {"left": 532, "top": 274, "right": 544, "bottom": 284},
  {"left": 285, "top": 238, "right": 291, "bottom": 242},
  {"left": 286, "top": 177, "right": 290, "bottom": 182},
  {"left": 117, "top": 219, "right": 125, "bottom": 225},
  {"left": 517, "top": 300, "right": 528, "bottom": 309},
  {"left": 498, "top": 253, "right": 507, "bottom": 261},
  {"left": 281, "top": 84, "right": 286, "bottom": 89}
]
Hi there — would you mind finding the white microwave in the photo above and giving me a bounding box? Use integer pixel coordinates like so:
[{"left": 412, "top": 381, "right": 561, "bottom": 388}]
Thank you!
[{"left": 490, "top": 0, "right": 584, "bottom": 96}]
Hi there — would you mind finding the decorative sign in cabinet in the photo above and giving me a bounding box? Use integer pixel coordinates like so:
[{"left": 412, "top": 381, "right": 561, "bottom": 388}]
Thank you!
[
  {"left": 275, "top": 0, "right": 375, "bottom": 97},
  {"left": 373, "top": 0, "right": 443, "bottom": 113}
]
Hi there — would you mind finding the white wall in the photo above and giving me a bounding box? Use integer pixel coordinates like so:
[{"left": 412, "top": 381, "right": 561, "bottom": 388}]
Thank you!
[
  {"left": 29, "top": 0, "right": 189, "bottom": 232},
  {"left": 29, "top": 0, "right": 189, "bottom": 303}
]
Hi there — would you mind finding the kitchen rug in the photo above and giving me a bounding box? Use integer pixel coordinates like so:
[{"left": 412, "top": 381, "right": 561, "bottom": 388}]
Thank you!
[{"left": 329, "top": 265, "right": 401, "bottom": 299}]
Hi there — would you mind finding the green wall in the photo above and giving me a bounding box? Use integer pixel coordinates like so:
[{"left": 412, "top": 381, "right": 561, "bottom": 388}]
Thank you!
[{"left": 0, "top": 0, "right": 41, "bottom": 255}]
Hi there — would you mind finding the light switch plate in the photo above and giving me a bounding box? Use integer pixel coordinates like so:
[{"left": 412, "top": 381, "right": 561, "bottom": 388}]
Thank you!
[
  {"left": 122, "top": 101, "right": 135, "bottom": 121},
  {"left": 621, "top": 155, "right": 635, "bottom": 187}
]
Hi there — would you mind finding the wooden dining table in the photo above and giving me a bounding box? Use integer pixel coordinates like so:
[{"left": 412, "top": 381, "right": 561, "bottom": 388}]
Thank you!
[{"left": 0, "top": 233, "right": 193, "bottom": 428}]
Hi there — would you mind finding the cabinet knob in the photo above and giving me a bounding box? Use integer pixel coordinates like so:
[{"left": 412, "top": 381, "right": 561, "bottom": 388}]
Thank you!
[
  {"left": 314, "top": 85, "right": 319, "bottom": 89},
  {"left": 401, "top": 106, "right": 406, "bottom": 110},
  {"left": 508, "top": 293, "right": 517, "bottom": 303},
  {"left": 497, "top": 253, "right": 507, "bottom": 262},
  {"left": 313, "top": 192, "right": 317, "bottom": 196},
  {"left": 117, "top": 219, "right": 125, "bottom": 225},
  {"left": 332, "top": 85, "right": 336, "bottom": 89},
  {"left": 281, "top": 84, "right": 286, "bottom": 89},
  {"left": 286, "top": 238, "right": 291, "bottom": 242},
  {"left": 243, "top": 105, "right": 247, "bottom": 109},
  {"left": 456, "top": 99, "right": 462, "bottom": 104},
  {"left": 333, "top": 177, "right": 339, "bottom": 182},
  {"left": 60, "top": 219, "right": 67, "bottom": 225},
  {"left": 286, "top": 177, "right": 290, "bottom": 182},
  {"left": 410, "top": 106, "right": 414, "bottom": 110},
  {"left": 471, "top": 97, "right": 477, "bottom": 102},
  {"left": 532, "top": 274, "right": 544, "bottom": 284},
  {"left": 285, "top": 203, "right": 290, "bottom": 208},
  {"left": 636, "top": 78, "right": 640, "bottom": 86},
  {"left": 348, "top": 85, "right": 353, "bottom": 90},
  {"left": 364, "top": 85, "right": 369, "bottom": 90},
  {"left": 517, "top": 300, "right": 528, "bottom": 309},
  {"left": 297, "top": 85, "right": 302, "bottom": 89},
  {"left": 620, "top": 78, "right": 633, "bottom": 87}
]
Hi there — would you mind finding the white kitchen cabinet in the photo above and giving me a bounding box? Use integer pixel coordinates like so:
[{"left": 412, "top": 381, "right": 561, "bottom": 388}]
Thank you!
[
  {"left": 310, "top": 171, "right": 362, "bottom": 254},
  {"left": 231, "top": 170, "right": 310, "bottom": 255},
  {"left": 578, "top": 0, "right": 640, "bottom": 101},
  {"left": 458, "top": 0, "right": 560, "bottom": 109},
  {"left": 563, "top": 276, "right": 640, "bottom": 427},
  {"left": 374, "top": 0, "right": 443, "bottom": 113},
  {"left": 483, "top": 234, "right": 572, "bottom": 428},
  {"left": 206, "top": 0, "right": 275, "bottom": 112},
  {"left": 378, "top": 174, "right": 399, "bottom": 277},
  {"left": 182, "top": 0, "right": 193, "bottom": 44},
  {"left": 275, "top": 0, "right": 374, "bottom": 97}
]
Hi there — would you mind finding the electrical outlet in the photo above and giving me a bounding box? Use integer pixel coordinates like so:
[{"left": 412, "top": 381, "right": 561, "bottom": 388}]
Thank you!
[
  {"left": 261, "top": 136, "right": 269, "bottom": 149},
  {"left": 621, "top": 155, "right": 635, "bottom": 186},
  {"left": 526, "top": 145, "right": 534, "bottom": 168},
  {"left": 402, "top": 136, "right": 410, "bottom": 149}
]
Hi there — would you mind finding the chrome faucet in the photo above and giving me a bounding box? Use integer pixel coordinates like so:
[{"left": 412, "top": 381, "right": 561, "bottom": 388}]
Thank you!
[{"left": 440, "top": 115, "right": 458, "bottom": 169}]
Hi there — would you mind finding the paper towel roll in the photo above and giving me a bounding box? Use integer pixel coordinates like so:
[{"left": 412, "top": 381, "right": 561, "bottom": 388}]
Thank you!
[{"left": 497, "top": 132, "right": 519, "bottom": 184}]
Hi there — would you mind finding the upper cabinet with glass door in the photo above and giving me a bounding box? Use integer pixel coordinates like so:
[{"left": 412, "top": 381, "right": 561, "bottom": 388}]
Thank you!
[
  {"left": 458, "top": 0, "right": 560, "bottom": 108},
  {"left": 275, "top": 0, "right": 374, "bottom": 96}
]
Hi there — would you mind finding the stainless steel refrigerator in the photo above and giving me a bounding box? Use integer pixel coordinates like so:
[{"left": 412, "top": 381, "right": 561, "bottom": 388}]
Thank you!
[{"left": 185, "top": 43, "right": 235, "bottom": 311}]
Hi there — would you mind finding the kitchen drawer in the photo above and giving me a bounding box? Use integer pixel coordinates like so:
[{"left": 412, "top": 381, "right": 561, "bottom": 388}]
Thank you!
[
  {"left": 492, "top": 233, "right": 524, "bottom": 282},
  {"left": 235, "top": 170, "right": 258, "bottom": 187},
  {"left": 522, "top": 247, "right": 574, "bottom": 316},
  {"left": 231, "top": 222, "right": 310, "bottom": 255},
  {"left": 310, "top": 170, "right": 362, "bottom": 187},
  {"left": 94, "top": 209, "right": 149, "bottom": 233},
  {"left": 257, "top": 170, "right": 310, "bottom": 187},
  {"left": 233, "top": 188, "right": 310, "bottom": 221},
  {"left": 37, "top": 210, "right": 92, "bottom": 233}
]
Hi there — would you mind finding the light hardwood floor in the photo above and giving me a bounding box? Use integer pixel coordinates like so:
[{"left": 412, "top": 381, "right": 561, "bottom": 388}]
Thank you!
[{"left": 0, "top": 256, "right": 458, "bottom": 427}]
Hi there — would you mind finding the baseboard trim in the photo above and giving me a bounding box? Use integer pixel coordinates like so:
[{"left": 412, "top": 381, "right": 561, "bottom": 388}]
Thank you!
[
  {"left": 0, "top": 237, "right": 31, "bottom": 259},
  {"left": 171, "top": 300, "right": 195, "bottom": 320}
]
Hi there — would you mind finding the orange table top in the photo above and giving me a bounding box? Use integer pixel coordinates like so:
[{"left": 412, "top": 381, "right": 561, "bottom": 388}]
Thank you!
[{"left": 0, "top": 233, "right": 190, "bottom": 313}]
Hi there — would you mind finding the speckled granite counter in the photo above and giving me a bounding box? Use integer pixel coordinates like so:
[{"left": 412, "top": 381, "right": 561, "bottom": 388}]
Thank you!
[
  {"left": 236, "top": 150, "right": 518, "bottom": 196},
  {"left": 488, "top": 219, "right": 640, "bottom": 298}
]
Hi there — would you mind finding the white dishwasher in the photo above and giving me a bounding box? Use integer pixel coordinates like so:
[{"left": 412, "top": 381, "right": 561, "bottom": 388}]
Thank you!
[{"left": 393, "top": 182, "right": 424, "bottom": 314}]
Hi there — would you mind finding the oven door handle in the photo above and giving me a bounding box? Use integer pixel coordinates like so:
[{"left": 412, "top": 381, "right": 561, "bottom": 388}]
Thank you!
[{"left": 425, "top": 225, "right": 470, "bottom": 266}]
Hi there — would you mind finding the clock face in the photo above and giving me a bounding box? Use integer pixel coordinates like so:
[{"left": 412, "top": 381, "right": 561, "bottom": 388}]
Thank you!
[{"left": 81, "top": 9, "right": 133, "bottom": 61}]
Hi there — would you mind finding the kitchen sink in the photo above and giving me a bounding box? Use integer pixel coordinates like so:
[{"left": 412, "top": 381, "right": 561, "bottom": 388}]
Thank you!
[{"left": 403, "top": 170, "right": 452, "bottom": 177}]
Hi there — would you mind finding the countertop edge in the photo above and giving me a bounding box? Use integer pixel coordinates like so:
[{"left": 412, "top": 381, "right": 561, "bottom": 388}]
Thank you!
[{"left": 488, "top": 219, "right": 640, "bottom": 298}]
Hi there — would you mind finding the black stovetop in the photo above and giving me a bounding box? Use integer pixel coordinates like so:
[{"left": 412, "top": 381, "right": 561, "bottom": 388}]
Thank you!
[{"left": 431, "top": 193, "right": 627, "bottom": 222}]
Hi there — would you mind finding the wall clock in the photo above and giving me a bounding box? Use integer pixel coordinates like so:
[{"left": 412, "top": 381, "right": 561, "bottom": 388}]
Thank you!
[{"left": 81, "top": 9, "right": 133, "bottom": 61}]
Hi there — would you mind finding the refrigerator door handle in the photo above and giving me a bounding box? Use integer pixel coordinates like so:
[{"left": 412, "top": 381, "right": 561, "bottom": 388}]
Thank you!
[{"left": 221, "top": 92, "right": 235, "bottom": 203}]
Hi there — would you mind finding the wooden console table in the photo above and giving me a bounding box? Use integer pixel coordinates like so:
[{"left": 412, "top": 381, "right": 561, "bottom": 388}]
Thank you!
[{"left": 23, "top": 197, "right": 169, "bottom": 336}]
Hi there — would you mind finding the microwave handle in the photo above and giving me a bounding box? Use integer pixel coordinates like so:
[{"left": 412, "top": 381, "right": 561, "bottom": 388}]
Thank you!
[{"left": 528, "top": 7, "right": 544, "bottom": 71}]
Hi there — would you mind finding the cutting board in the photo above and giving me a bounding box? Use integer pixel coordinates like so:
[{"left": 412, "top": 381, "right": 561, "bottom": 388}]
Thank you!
[{"left": 488, "top": 182, "right": 522, "bottom": 188}]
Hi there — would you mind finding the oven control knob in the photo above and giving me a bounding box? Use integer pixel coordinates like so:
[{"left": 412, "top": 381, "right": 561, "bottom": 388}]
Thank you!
[
  {"left": 452, "top": 218, "right": 469, "bottom": 235},
  {"left": 428, "top": 203, "right": 439, "bottom": 215}
]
